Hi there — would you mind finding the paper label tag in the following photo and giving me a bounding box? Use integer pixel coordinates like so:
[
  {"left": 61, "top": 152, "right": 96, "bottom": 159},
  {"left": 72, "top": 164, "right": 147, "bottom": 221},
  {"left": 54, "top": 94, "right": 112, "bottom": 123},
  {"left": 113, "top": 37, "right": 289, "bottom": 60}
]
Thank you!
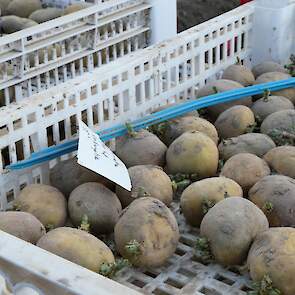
[{"left": 77, "top": 120, "right": 131, "bottom": 191}]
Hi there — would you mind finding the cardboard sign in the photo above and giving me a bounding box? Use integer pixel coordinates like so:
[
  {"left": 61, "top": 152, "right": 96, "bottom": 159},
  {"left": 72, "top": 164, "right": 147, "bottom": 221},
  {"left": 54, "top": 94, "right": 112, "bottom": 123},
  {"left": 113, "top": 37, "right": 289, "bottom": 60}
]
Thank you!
[{"left": 77, "top": 120, "right": 131, "bottom": 191}]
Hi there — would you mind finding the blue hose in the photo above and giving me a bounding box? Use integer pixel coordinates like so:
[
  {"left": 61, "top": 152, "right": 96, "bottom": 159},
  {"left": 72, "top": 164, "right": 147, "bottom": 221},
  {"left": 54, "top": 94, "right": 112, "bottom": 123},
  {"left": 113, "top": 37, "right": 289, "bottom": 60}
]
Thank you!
[{"left": 8, "top": 78, "right": 295, "bottom": 170}]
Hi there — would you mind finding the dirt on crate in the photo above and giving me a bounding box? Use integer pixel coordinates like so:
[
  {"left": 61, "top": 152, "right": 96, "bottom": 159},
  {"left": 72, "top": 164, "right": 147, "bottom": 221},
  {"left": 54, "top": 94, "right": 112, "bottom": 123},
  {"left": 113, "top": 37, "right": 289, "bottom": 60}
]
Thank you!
[{"left": 177, "top": 0, "right": 240, "bottom": 32}]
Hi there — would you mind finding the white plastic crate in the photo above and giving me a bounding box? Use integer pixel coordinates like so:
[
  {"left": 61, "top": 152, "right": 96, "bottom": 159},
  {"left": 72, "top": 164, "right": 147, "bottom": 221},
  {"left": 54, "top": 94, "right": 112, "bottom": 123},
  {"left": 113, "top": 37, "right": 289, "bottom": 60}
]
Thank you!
[
  {"left": 1, "top": 0, "right": 295, "bottom": 205},
  {"left": 0, "top": 2, "right": 256, "bottom": 206},
  {"left": 0, "top": 0, "right": 152, "bottom": 106},
  {"left": 0, "top": 230, "right": 142, "bottom": 295},
  {"left": 0, "top": 0, "right": 294, "bottom": 294}
]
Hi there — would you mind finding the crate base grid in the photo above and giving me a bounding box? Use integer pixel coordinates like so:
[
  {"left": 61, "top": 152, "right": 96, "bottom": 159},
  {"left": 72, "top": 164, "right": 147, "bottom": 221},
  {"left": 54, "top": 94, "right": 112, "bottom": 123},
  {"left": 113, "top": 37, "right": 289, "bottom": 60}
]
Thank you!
[{"left": 0, "top": 0, "right": 294, "bottom": 294}]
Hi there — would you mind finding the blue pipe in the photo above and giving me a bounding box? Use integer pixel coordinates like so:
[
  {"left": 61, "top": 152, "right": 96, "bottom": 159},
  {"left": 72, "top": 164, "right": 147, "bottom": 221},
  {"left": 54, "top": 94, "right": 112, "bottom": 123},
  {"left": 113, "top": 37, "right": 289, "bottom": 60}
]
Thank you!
[{"left": 8, "top": 78, "right": 295, "bottom": 170}]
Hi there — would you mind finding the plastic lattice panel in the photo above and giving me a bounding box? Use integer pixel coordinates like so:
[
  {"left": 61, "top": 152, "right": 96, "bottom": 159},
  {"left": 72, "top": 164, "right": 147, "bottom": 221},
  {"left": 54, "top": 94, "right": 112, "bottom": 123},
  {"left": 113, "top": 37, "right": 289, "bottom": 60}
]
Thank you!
[{"left": 115, "top": 204, "right": 254, "bottom": 295}]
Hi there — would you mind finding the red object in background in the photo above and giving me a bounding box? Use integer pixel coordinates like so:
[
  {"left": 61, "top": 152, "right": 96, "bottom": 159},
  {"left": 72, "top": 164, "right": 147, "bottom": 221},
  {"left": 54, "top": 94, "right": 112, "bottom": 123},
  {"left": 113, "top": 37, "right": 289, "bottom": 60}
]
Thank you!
[{"left": 240, "top": 0, "right": 252, "bottom": 4}]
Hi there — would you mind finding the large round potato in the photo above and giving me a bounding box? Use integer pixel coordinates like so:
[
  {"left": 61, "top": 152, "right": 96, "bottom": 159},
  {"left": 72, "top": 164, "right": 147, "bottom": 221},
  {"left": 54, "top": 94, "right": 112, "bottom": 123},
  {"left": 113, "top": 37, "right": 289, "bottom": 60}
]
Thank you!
[
  {"left": 264, "top": 146, "right": 295, "bottom": 178},
  {"left": 116, "top": 165, "right": 173, "bottom": 208},
  {"left": 0, "top": 211, "right": 45, "bottom": 244},
  {"left": 68, "top": 183, "right": 122, "bottom": 235},
  {"left": 220, "top": 153, "right": 270, "bottom": 192},
  {"left": 29, "top": 8, "right": 63, "bottom": 23},
  {"left": 37, "top": 227, "right": 114, "bottom": 272},
  {"left": 114, "top": 197, "right": 179, "bottom": 268},
  {"left": 252, "top": 61, "right": 288, "bottom": 78},
  {"left": 116, "top": 129, "right": 167, "bottom": 168},
  {"left": 200, "top": 197, "right": 269, "bottom": 266},
  {"left": 166, "top": 131, "right": 219, "bottom": 178},
  {"left": 6, "top": 0, "right": 42, "bottom": 18},
  {"left": 248, "top": 227, "right": 295, "bottom": 295},
  {"left": 249, "top": 175, "right": 295, "bottom": 227},
  {"left": 196, "top": 79, "right": 252, "bottom": 119},
  {"left": 252, "top": 95, "right": 294, "bottom": 121},
  {"left": 13, "top": 184, "right": 67, "bottom": 229},
  {"left": 1, "top": 16, "right": 37, "bottom": 34},
  {"left": 218, "top": 133, "right": 275, "bottom": 161},
  {"left": 50, "top": 157, "right": 114, "bottom": 198},
  {"left": 221, "top": 64, "right": 255, "bottom": 86},
  {"left": 181, "top": 177, "right": 243, "bottom": 227},
  {"left": 159, "top": 116, "right": 218, "bottom": 146},
  {"left": 260, "top": 110, "right": 295, "bottom": 144},
  {"left": 214, "top": 105, "right": 255, "bottom": 139},
  {"left": 255, "top": 72, "right": 295, "bottom": 103}
]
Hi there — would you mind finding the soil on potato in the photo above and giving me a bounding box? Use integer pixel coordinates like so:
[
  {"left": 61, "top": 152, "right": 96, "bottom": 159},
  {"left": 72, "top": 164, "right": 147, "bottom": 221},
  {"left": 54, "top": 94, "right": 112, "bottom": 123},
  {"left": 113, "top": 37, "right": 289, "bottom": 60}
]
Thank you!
[{"left": 177, "top": 0, "right": 240, "bottom": 32}]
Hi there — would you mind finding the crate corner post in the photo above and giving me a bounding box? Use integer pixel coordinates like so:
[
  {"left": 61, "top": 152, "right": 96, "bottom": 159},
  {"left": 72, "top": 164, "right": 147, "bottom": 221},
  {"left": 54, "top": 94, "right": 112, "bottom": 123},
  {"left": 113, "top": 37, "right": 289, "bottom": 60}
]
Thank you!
[{"left": 148, "top": 0, "right": 177, "bottom": 44}]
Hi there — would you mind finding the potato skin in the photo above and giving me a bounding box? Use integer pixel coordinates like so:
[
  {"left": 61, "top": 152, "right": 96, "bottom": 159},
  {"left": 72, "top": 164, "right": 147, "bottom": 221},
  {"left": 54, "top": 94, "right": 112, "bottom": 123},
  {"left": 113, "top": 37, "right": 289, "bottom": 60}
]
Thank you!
[
  {"left": 200, "top": 197, "right": 269, "bottom": 266},
  {"left": 0, "top": 16, "right": 37, "bottom": 34},
  {"left": 166, "top": 131, "right": 219, "bottom": 178},
  {"left": 6, "top": 0, "right": 42, "bottom": 18},
  {"left": 180, "top": 177, "right": 243, "bottom": 227},
  {"left": 13, "top": 184, "right": 67, "bottom": 229},
  {"left": 247, "top": 227, "right": 295, "bottom": 295},
  {"left": 252, "top": 61, "right": 288, "bottom": 78},
  {"left": 214, "top": 105, "right": 255, "bottom": 139},
  {"left": 196, "top": 79, "right": 252, "bottom": 119},
  {"left": 220, "top": 153, "right": 270, "bottom": 192},
  {"left": 116, "top": 130, "right": 167, "bottom": 168},
  {"left": 116, "top": 165, "right": 173, "bottom": 208},
  {"left": 255, "top": 72, "right": 295, "bottom": 103},
  {"left": 68, "top": 183, "right": 122, "bottom": 235},
  {"left": 50, "top": 157, "right": 114, "bottom": 198},
  {"left": 0, "top": 0, "right": 10, "bottom": 15},
  {"left": 21, "top": 18, "right": 37, "bottom": 29},
  {"left": 264, "top": 146, "right": 295, "bottom": 179},
  {"left": 218, "top": 133, "right": 276, "bottom": 161},
  {"left": 114, "top": 197, "right": 179, "bottom": 268},
  {"left": 249, "top": 175, "right": 295, "bottom": 227},
  {"left": 251, "top": 95, "right": 294, "bottom": 121},
  {"left": 222, "top": 64, "right": 255, "bottom": 86},
  {"left": 37, "top": 227, "right": 114, "bottom": 272},
  {"left": 29, "top": 8, "right": 63, "bottom": 23},
  {"left": 260, "top": 110, "right": 295, "bottom": 144},
  {"left": 0, "top": 211, "right": 45, "bottom": 244},
  {"left": 160, "top": 116, "right": 218, "bottom": 146}
]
